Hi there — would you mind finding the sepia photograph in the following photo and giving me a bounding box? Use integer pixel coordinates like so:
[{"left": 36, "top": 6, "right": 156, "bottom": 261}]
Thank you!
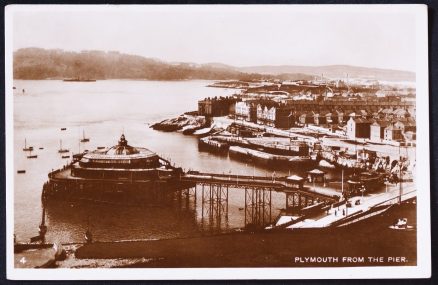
[{"left": 5, "top": 4, "right": 431, "bottom": 280}]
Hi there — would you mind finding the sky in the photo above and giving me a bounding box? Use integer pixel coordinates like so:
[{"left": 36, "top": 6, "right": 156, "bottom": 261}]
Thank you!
[{"left": 8, "top": 5, "right": 419, "bottom": 71}]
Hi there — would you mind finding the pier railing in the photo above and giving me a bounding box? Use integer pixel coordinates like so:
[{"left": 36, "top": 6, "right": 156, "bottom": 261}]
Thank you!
[{"left": 181, "top": 172, "right": 339, "bottom": 202}]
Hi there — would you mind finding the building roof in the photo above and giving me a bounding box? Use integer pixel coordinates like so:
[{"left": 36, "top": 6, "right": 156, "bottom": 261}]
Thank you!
[
  {"left": 82, "top": 134, "right": 158, "bottom": 161},
  {"left": 384, "top": 125, "right": 402, "bottom": 131},
  {"left": 372, "top": 120, "right": 391, "bottom": 128},
  {"left": 350, "top": 117, "right": 373, "bottom": 124},
  {"left": 286, "top": 175, "right": 305, "bottom": 181},
  {"left": 307, "top": 169, "right": 326, "bottom": 175}
]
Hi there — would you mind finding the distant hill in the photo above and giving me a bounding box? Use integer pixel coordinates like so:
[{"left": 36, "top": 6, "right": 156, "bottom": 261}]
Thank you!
[
  {"left": 13, "top": 48, "right": 269, "bottom": 81},
  {"left": 237, "top": 65, "right": 415, "bottom": 82},
  {"left": 13, "top": 48, "right": 414, "bottom": 82}
]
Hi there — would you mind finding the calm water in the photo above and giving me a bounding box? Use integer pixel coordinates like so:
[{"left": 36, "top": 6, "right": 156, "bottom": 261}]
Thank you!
[{"left": 13, "top": 80, "right": 292, "bottom": 244}]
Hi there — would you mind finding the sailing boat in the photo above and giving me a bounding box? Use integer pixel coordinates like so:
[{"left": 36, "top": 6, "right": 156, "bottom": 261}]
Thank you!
[
  {"left": 27, "top": 149, "right": 37, "bottom": 159},
  {"left": 58, "top": 139, "right": 69, "bottom": 153},
  {"left": 80, "top": 130, "right": 90, "bottom": 143},
  {"left": 23, "top": 139, "right": 33, "bottom": 151}
]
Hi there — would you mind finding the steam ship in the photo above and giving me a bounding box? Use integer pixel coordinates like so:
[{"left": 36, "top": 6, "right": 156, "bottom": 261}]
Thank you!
[{"left": 63, "top": 78, "right": 96, "bottom": 82}]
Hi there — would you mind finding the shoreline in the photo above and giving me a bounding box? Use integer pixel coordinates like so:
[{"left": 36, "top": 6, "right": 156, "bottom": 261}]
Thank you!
[{"left": 72, "top": 202, "right": 416, "bottom": 268}]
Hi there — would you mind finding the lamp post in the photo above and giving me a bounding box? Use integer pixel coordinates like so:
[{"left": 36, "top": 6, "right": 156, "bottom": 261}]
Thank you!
[{"left": 360, "top": 185, "right": 365, "bottom": 203}]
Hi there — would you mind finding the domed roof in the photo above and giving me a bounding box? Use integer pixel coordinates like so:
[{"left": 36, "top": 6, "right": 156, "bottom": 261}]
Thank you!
[
  {"left": 104, "top": 134, "right": 140, "bottom": 155},
  {"left": 82, "top": 134, "right": 158, "bottom": 162}
]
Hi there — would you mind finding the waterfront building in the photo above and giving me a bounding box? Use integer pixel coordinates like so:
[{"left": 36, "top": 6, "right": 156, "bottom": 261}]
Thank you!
[
  {"left": 394, "top": 118, "right": 416, "bottom": 133},
  {"left": 43, "top": 134, "right": 192, "bottom": 203},
  {"left": 198, "top": 96, "right": 239, "bottom": 117},
  {"left": 71, "top": 134, "right": 169, "bottom": 179},
  {"left": 275, "top": 108, "right": 296, "bottom": 129},
  {"left": 384, "top": 125, "right": 404, "bottom": 142},
  {"left": 346, "top": 117, "right": 372, "bottom": 139},
  {"left": 235, "top": 100, "right": 258, "bottom": 123},
  {"left": 370, "top": 120, "right": 391, "bottom": 142},
  {"left": 256, "top": 103, "right": 277, "bottom": 127},
  {"left": 230, "top": 90, "right": 415, "bottom": 131},
  {"left": 235, "top": 101, "right": 251, "bottom": 122}
]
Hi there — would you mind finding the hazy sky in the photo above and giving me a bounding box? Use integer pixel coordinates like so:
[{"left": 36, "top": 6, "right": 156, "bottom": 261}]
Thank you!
[{"left": 9, "top": 5, "right": 418, "bottom": 71}]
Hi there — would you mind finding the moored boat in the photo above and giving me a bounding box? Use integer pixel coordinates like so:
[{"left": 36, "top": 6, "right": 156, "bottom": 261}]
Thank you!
[
  {"left": 198, "top": 137, "right": 229, "bottom": 153},
  {"left": 63, "top": 78, "right": 96, "bottom": 82},
  {"left": 23, "top": 139, "right": 34, "bottom": 151},
  {"left": 58, "top": 140, "right": 69, "bottom": 153},
  {"left": 80, "top": 130, "right": 90, "bottom": 143},
  {"left": 27, "top": 150, "right": 38, "bottom": 159}
]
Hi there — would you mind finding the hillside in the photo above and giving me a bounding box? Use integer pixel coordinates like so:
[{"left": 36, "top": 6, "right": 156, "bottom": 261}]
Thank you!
[
  {"left": 13, "top": 48, "right": 265, "bottom": 81},
  {"left": 13, "top": 48, "right": 413, "bottom": 82}
]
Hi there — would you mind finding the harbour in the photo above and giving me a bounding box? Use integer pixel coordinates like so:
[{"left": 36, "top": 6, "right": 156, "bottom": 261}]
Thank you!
[
  {"left": 13, "top": 79, "right": 417, "bottom": 268},
  {"left": 13, "top": 79, "right": 267, "bottom": 243}
]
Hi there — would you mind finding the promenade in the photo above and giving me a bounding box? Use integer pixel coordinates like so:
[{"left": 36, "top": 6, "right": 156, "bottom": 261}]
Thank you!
[{"left": 277, "top": 182, "right": 416, "bottom": 229}]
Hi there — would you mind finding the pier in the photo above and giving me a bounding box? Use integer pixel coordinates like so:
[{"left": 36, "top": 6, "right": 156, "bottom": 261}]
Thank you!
[
  {"left": 179, "top": 171, "right": 339, "bottom": 229},
  {"left": 41, "top": 134, "right": 415, "bottom": 231}
]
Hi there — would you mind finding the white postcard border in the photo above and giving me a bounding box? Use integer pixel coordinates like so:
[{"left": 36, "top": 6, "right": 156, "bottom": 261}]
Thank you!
[{"left": 5, "top": 4, "right": 431, "bottom": 280}]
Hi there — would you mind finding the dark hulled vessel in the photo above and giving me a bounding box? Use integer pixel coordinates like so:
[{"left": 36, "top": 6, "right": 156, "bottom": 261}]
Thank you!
[{"left": 42, "top": 134, "right": 194, "bottom": 205}]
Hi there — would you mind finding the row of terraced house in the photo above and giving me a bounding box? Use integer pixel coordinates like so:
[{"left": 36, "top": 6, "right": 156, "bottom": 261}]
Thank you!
[
  {"left": 234, "top": 97, "right": 414, "bottom": 127},
  {"left": 346, "top": 116, "right": 416, "bottom": 143},
  {"left": 197, "top": 95, "right": 416, "bottom": 143}
]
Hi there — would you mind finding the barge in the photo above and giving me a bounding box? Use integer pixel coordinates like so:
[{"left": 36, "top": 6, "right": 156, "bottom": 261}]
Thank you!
[
  {"left": 229, "top": 145, "right": 314, "bottom": 168},
  {"left": 42, "top": 134, "right": 194, "bottom": 205},
  {"left": 198, "top": 137, "right": 229, "bottom": 153}
]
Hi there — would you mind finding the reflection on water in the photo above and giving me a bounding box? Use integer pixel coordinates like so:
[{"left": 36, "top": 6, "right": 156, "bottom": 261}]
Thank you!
[
  {"left": 44, "top": 198, "right": 200, "bottom": 243},
  {"left": 40, "top": 185, "right": 287, "bottom": 243}
]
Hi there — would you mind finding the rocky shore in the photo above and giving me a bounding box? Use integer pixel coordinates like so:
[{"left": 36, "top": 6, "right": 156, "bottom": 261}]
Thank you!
[{"left": 151, "top": 113, "right": 208, "bottom": 133}]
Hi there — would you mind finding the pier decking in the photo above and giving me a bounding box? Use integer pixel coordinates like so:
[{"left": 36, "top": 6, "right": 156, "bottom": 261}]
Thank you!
[{"left": 181, "top": 172, "right": 339, "bottom": 201}]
